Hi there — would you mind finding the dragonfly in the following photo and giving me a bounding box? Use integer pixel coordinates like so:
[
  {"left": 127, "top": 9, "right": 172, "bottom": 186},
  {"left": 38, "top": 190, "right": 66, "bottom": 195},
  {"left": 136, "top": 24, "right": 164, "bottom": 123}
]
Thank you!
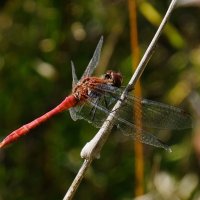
[{"left": 0, "top": 36, "right": 192, "bottom": 151}]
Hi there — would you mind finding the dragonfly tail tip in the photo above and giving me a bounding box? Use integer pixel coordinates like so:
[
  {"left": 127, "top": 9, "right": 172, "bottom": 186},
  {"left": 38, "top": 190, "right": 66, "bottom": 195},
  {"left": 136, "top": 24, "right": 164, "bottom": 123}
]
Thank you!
[{"left": 0, "top": 142, "right": 4, "bottom": 149}]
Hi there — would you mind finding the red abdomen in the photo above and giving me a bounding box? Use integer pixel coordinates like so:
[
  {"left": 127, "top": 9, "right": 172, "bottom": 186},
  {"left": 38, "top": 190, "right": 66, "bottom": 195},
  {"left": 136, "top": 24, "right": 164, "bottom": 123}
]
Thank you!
[{"left": 0, "top": 95, "right": 78, "bottom": 148}]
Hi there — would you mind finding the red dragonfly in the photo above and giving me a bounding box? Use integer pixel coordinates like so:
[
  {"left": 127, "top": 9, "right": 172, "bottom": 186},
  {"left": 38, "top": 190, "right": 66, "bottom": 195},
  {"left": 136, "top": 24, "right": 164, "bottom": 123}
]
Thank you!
[{"left": 0, "top": 37, "right": 192, "bottom": 151}]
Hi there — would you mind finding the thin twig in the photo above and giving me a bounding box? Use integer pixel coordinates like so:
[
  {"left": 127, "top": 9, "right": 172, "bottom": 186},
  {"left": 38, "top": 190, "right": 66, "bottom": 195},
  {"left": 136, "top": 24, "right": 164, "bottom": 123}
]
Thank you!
[
  {"left": 63, "top": 0, "right": 178, "bottom": 199},
  {"left": 63, "top": 159, "right": 92, "bottom": 200}
]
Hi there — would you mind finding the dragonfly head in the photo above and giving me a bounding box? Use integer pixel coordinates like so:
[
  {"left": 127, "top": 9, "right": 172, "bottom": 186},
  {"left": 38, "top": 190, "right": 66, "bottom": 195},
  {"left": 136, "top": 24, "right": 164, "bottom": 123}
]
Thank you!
[{"left": 104, "top": 70, "right": 123, "bottom": 88}]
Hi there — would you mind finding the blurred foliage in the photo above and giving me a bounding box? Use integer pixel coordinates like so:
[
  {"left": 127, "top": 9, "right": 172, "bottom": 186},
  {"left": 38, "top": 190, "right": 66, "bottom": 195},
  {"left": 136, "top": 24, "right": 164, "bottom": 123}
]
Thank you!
[{"left": 0, "top": 0, "right": 200, "bottom": 199}]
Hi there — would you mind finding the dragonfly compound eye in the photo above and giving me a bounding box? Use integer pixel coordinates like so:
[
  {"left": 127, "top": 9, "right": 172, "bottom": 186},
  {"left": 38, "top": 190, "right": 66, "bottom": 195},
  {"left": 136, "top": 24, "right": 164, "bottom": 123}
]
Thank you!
[
  {"left": 104, "top": 70, "right": 123, "bottom": 88},
  {"left": 104, "top": 71, "right": 112, "bottom": 80}
]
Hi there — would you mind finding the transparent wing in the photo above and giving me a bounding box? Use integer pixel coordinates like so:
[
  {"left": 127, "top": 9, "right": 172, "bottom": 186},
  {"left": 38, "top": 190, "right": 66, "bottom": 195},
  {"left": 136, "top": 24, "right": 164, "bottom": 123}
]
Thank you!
[
  {"left": 69, "top": 105, "right": 84, "bottom": 121},
  {"left": 119, "top": 95, "right": 193, "bottom": 130},
  {"left": 115, "top": 118, "right": 171, "bottom": 151},
  {"left": 81, "top": 36, "right": 103, "bottom": 79},
  {"left": 69, "top": 89, "right": 117, "bottom": 127},
  {"left": 68, "top": 83, "right": 192, "bottom": 151},
  {"left": 71, "top": 61, "right": 79, "bottom": 87},
  {"left": 95, "top": 86, "right": 193, "bottom": 130},
  {"left": 69, "top": 61, "right": 80, "bottom": 120},
  {"left": 72, "top": 89, "right": 171, "bottom": 151},
  {"left": 69, "top": 36, "right": 103, "bottom": 120}
]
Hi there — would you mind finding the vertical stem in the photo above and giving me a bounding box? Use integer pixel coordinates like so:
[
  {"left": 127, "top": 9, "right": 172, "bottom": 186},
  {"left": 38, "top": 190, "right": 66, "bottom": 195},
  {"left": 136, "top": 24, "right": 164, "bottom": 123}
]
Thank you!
[
  {"left": 128, "top": 0, "right": 144, "bottom": 196},
  {"left": 128, "top": 0, "right": 178, "bottom": 89}
]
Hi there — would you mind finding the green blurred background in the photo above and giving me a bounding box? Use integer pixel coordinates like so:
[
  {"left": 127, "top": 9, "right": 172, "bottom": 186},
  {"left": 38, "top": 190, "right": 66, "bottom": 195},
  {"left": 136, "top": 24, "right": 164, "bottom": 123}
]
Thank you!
[{"left": 0, "top": 0, "right": 200, "bottom": 199}]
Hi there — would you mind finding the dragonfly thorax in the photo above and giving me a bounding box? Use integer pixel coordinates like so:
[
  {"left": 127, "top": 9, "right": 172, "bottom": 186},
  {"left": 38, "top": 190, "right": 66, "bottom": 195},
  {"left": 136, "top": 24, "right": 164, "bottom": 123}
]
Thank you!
[
  {"left": 72, "top": 71, "right": 123, "bottom": 102},
  {"left": 72, "top": 76, "right": 110, "bottom": 101}
]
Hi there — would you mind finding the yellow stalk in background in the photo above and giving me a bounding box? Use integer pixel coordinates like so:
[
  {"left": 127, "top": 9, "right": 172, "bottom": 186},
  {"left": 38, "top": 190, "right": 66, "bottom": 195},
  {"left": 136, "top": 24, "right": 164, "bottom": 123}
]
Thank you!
[{"left": 128, "top": 0, "right": 144, "bottom": 197}]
